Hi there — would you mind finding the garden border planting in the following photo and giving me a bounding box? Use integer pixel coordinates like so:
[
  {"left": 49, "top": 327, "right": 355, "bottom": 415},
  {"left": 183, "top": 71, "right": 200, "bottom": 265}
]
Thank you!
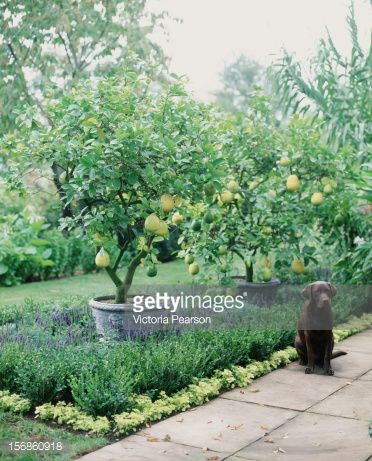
[{"left": 2, "top": 313, "right": 371, "bottom": 436}]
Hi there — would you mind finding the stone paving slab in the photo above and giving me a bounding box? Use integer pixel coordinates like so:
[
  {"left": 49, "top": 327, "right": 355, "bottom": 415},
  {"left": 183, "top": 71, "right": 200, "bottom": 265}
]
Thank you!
[
  {"left": 137, "top": 398, "right": 297, "bottom": 453},
  {"left": 309, "top": 379, "right": 372, "bottom": 421},
  {"left": 360, "top": 369, "right": 372, "bottom": 381},
  {"left": 78, "top": 434, "right": 229, "bottom": 461},
  {"left": 221, "top": 368, "right": 349, "bottom": 411},
  {"left": 286, "top": 349, "right": 372, "bottom": 379},
  {"left": 336, "top": 329, "right": 372, "bottom": 354},
  {"left": 77, "top": 329, "right": 372, "bottom": 461},
  {"left": 230, "top": 412, "right": 372, "bottom": 461}
]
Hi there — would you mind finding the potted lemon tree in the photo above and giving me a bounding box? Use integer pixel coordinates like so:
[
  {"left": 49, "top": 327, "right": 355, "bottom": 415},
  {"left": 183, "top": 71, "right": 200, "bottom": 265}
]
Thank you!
[
  {"left": 11, "top": 73, "right": 226, "bottom": 334},
  {"left": 182, "top": 102, "right": 340, "bottom": 304}
]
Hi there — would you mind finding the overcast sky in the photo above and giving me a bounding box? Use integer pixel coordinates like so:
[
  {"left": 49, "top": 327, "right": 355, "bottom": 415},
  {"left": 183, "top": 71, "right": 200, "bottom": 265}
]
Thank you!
[{"left": 148, "top": 0, "right": 371, "bottom": 100}]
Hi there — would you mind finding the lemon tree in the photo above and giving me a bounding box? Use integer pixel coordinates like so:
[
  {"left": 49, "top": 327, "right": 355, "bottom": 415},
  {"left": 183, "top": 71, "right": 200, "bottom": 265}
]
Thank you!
[
  {"left": 9, "top": 73, "right": 227, "bottom": 302},
  {"left": 183, "top": 102, "right": 344, "bottom": 283}
]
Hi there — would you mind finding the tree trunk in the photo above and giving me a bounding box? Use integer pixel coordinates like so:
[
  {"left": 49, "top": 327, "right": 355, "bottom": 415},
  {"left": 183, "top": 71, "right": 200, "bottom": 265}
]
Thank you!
[
  {"left": 245, "top": 261, "right": 254, "bottom": 283},
  {"left": 114, "top": 249, "right": 147, "bottom": 303}
]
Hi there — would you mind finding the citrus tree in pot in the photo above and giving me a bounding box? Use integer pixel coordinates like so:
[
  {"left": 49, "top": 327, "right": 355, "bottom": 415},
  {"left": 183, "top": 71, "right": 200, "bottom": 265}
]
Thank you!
[
  {"left": 182, "top": 100, "right": 340, "bottom": 305},
  {"left": 9, "top": 72, "right": 227, "bottom": 335}
]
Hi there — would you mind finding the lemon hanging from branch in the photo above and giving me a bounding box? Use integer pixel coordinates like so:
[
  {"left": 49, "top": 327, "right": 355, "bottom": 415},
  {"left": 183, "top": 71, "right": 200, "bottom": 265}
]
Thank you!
[
  {"left": 95, "top": 248, "right": 110, "bottom": 268},
  {"left": 160, "top": 194, "right": 174, "bottom": 213}
]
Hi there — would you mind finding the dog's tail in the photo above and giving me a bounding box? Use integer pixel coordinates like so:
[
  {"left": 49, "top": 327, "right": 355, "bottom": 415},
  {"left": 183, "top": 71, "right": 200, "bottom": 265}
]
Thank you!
[{"left": 331, "top": 350, "right": 347, "bottom": 359}]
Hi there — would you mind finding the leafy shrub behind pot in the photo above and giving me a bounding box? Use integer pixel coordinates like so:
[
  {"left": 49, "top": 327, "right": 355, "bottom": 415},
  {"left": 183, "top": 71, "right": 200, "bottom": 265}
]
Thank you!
[
  {"left": 70, "top": 363, "right": 134, "bottom": 417},
  {"left": 0, "top": 210, "right": 96, "bottom": 286}
]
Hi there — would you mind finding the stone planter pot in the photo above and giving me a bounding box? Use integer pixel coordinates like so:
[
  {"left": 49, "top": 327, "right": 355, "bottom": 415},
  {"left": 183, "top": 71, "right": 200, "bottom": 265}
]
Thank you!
[
  {"left": 89, "top": 296, "right": 134, "bottom": 339},
  {"left": 233, "top": 278, "right": 281, "bottom": 307}
]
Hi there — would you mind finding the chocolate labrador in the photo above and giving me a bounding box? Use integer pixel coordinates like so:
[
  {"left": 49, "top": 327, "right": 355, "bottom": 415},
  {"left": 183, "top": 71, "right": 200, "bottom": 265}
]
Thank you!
[{"left": 295, "top": 281, "right": 346, "bottom": 375}]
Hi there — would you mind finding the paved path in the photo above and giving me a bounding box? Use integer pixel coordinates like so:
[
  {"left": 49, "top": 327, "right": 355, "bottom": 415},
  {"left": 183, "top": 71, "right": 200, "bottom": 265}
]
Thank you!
[{"left": 78, "top": 329, "right": 372, "bottom": 461}]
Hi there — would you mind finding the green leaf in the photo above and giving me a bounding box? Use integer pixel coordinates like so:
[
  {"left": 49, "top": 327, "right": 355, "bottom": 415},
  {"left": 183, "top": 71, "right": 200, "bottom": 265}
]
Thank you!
[
  {"left": 30, "top": 239, "right": 50, "bottom": 246},
  {"left": 42, "top": 249, "right": 53, "bottom": 259},
  {"left": 24, "top": 246, "right": 37, "bottom": 255},
  {"left": 0, "top": 263, "right": 9, "bottom": 275}
]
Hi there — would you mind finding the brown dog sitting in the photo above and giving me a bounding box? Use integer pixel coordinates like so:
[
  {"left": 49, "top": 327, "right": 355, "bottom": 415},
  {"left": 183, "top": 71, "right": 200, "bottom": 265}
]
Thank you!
[{"left": 295, "top": 281, "right": 346, "bottom": 375}]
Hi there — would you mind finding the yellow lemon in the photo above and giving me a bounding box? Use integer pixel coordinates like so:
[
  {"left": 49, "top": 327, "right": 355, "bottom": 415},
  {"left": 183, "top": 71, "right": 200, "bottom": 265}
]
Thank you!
[
  {"left": 286, "top": 175, "right": 300, "bottom": 192},
  {"left": 171, "top": 212, "right": 184, "bottom": 225},
  {"left": 160, "top": 194, "right": 174, "bottom": 213},
  {"left": 144, "top": 213, "right": 161, "bottom": 233},
  {"left": 95, "top": 248, "right": 110, "bottom": 268},
  {"left": 279, "top": 156, "right": 291, "bottom": 166},
  {"left": 227, "top": 180, "right": 240, "bottom": 193},
  {"left": 262, "top": 256, "right": 272, "bottom": 268},
  {"left": 220, "top": 191, "right": 234, "bottom": 204},
  {"left": 189, "top": 262, "right": 200, "bottom": 275},
  {"left": 185, "top": 254, "right": 194, "bottom": 264},
  {"left": 234, "top": 193, "right": 244, "bottom": 202},
  {"left": 155, "top": 220, "right": 169, "bottom": 236},
  {"left": 291, "top": 259, "right": 305, "bottom": 274},
  {"left": 311, "top": 192, "right": 324, "bottom": 205},
  {"left": 174, "top": 196, "right": 183, "bottom": 207},
  {"left": 323, "top": 184, "right": 332, "bottom": 195}
]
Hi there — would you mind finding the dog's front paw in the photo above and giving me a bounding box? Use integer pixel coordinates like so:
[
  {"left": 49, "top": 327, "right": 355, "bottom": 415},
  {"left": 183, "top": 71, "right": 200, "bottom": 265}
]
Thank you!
[
  {"left": 324, "top": 367, "right": 334, "bottom": 376},
  {"left": 305, "top": 367, "right": 314, "bottom": 374}
]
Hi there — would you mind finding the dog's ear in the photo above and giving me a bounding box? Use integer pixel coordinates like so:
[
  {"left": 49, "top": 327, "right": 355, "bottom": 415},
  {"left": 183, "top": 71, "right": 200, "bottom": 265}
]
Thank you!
[
  {"left": 301, "top": 283, "right": 313, "bottom": 300},
  {"left": 328, "top": 283, "right": 337, "bottom": 297}
]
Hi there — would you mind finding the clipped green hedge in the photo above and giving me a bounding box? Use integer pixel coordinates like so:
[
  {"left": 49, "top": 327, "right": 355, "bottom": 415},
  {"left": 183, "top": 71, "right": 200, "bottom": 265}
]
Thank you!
[{"left": 28, "top": 313, "right": 372, "bottom": 435}]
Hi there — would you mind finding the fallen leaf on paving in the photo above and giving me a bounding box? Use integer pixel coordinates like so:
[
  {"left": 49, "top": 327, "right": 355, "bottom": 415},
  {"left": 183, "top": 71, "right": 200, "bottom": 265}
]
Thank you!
[
  {"left": 212, "top": 432, "right": 223, "bottom": 440},
  {"left": 282, "top": 433, "right": 289, "bottom": 439},
  {"left": 146, "top": 436, "right": 159, "bottom": 442},
  {"left": 239, "top": 390, "right": 245, "bottom": 394},
  {"left": 162, "top": 434, "right": 172, "bottom": 442},
  {"left": 207, "top": 421, "right": 213, "bottom": 424},
  {"left": 229, "top": 424, "right": 243, "bottom": 430},
  {"left": 176, "top": 418, "right": 184, "bottom": 423},
  {"left": 184, "top": 452, "right": 189, "bottom": 456},
  {"left": 312, "top": 442, "right": 321, "bottom": 447},
  {"left": 202, "top": 447, "right": 209, "bottom": 452},
  {"left": 260, "top": 424, "right": 270, "bottom": 431},
  {"left": 249, "top": 388, "right": 260, "bottom": 393},
  {"left": 273, "top": 447, "right": 286, "bottom": 454},
  {"left": 207, "top": 456, "right": 219, "bottom": 461},
  {"left": 264, "top": 438, "right": 274, "bottom": 444}
]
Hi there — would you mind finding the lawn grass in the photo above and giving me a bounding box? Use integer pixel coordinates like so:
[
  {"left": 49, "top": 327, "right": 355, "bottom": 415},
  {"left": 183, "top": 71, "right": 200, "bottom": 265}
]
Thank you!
[
  {"left": 0, "top": 259, "right": 195, "bottom": 306},
  {"left": 0, "top": 412, "right": 107, "bottom": 460}
]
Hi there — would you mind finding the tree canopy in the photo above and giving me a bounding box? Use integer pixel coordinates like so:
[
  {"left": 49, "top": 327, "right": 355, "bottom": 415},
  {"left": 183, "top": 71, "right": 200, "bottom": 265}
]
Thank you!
[{"left": 0, "top": 0, "right": 169, "bottom": 134}]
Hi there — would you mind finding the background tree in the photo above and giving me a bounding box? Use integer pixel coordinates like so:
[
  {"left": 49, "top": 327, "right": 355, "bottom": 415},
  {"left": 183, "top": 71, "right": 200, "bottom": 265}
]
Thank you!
[
  {"left": 0, "top": 0, "right": 169, "bottom": 134},
  {"left": 272, "top": 2, "right": 371, "bottom": 159},
  {"left": 214, "top": 55, "right": 266, "bottom": 113}
]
